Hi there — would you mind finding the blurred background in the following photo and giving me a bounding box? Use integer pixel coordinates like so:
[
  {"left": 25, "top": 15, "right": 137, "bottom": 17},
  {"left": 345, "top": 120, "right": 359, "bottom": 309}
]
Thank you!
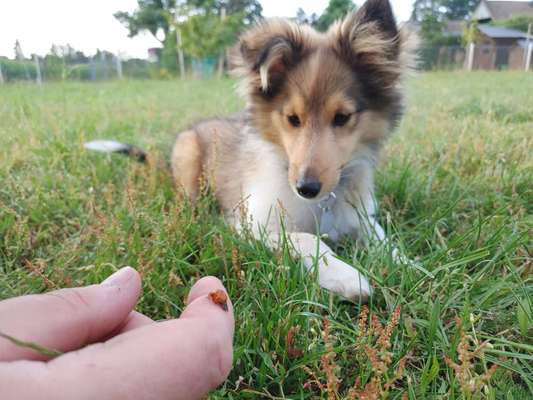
[{"left": 1, "top": 0, "right": 531, "bottom": 83}]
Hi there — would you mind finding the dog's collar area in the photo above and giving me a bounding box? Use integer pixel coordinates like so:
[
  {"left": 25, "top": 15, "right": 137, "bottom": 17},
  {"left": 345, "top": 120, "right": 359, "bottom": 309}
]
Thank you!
[
  {"left": 318, "top": 192, "right": 339, "bottom": 241},
  {"left": 318, "top": 192, "right": 336, "bottom": 211}
]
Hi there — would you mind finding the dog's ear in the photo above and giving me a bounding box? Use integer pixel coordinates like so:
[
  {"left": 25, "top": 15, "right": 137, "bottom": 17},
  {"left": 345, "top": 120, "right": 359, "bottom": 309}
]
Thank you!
[
  {"left": 353, "top": 0, "right": 398, "bottom": 41},
  {"left": 232, "top": 19, "right": 307, "bottom": 96},
  {"left": 332, "top": 0, "right": 404, "bottom": 92}
]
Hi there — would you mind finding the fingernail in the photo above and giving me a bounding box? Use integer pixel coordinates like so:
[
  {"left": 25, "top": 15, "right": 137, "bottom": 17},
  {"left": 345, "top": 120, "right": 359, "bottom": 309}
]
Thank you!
[{"left": 101, "top": 266, "right": 135, "bottom": 287}]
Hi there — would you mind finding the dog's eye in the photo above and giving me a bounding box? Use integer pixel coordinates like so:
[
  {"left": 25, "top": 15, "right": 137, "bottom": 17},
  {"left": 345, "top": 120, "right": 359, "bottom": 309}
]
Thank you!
[
  {"left": 332, "top": 113, "right": 351, "bottom": 127},
  {"left": 288, "top": 114, "right": 301, "bottom": 127}
]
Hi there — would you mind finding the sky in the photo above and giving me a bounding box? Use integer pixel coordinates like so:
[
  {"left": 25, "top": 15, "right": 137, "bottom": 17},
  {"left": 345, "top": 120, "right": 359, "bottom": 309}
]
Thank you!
[{"left": 0, "top": 1, "right": 416, "bottom": 59}]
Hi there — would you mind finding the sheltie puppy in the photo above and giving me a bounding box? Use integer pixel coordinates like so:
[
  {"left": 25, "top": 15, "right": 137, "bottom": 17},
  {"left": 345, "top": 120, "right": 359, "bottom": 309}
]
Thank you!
[{"left": 88, "top": 0, "right": 414, "bottom": 302}]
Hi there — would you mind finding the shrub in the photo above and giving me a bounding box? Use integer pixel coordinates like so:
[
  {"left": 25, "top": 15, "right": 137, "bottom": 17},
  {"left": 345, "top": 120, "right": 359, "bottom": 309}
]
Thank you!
[{"left": 0, "top": 59, "right": 37, "bottom": 81}]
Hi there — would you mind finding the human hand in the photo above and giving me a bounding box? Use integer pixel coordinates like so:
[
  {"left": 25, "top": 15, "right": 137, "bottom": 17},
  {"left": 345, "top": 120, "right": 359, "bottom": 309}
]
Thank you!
[{"left": 0, "top": 267, "right": 234, "bottom": 400}]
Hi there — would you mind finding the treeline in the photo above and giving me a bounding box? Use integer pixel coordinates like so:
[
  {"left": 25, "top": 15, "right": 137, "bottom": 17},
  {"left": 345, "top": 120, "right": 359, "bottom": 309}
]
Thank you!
[
  {"left": 115, "top": 0, "right": 356, "bottom": 74},
  {"left": 9, "top": 0, "right": 521, "bottom": 81},
  {"left": 114, "top": 0, "right": 262, "bottom": 74},
  {"left": 1, "top": 0, "right": 358, "bottom": 81},
  {"left": 0, "top": 43, "right": 155, "bottom": 82},
  {"left": 0, "top": 57, "right": 154, "bottom": 82}
]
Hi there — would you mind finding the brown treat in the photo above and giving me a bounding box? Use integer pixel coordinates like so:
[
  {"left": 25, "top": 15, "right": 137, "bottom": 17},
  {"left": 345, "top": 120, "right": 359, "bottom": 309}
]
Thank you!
[{"left": 208, "top": 290, "right": 228, "bottom": 311}]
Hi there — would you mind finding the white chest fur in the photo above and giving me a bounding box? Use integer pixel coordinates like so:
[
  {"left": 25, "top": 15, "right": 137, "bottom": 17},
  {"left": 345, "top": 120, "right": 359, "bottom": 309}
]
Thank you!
[
  {"left": 233, "top": 138, "right": 375, "bottom": 242},
  {"left": 242, "top": 151, "right": 320, "bottom": 235}
]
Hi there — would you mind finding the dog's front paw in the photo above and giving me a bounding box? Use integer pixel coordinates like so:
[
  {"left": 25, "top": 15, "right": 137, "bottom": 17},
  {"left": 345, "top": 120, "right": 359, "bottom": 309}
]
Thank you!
[{"left": 318, "top": 258, "right": 372, "bottom": 303}]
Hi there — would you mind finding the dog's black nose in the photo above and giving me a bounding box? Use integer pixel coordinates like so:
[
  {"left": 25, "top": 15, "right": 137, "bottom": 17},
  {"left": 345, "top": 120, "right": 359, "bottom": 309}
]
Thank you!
[{"left": 296, "top": 179, "right": 322, "bottom": 199}]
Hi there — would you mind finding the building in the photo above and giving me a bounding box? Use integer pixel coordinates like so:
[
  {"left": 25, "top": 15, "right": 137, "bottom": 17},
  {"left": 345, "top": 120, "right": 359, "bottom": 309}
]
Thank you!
[
  {"left": 472, "top": 0, "right": 533, "bottom": 23},
  {"left": 468, "top": 1, "right": 533, "bottom": 70},
  {"left": 403, "top": 1, "right": 533, "bottom": 70},
  {"left": 471, "top": 25, "right": 530, "bottom": 69}
]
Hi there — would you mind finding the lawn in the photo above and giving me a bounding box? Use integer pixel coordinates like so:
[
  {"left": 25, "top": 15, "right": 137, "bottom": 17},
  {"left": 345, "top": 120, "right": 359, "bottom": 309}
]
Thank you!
[{"left": 0, "top": 72, "right": 531, "bottom": 399}]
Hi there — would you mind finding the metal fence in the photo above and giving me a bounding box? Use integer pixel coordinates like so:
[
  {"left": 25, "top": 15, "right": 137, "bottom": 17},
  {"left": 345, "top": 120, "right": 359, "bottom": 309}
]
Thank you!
[
  {"left": 1, "top": 45, "right": 532, "bottom": 84},
  {"left": 419, "top": 44, "right": 533, "bottom": 71},
  {"left": 464, "top": 44, "right": 533, "bottom": 71},
  {"left": 0, "top": 54, "right": 223, "bottom": 84},
  {"left": 419, "top": 46, "right": 467, "bottom": 70},
  {"left": 0, "top": 55, "right": 154, "bottom": 83}
]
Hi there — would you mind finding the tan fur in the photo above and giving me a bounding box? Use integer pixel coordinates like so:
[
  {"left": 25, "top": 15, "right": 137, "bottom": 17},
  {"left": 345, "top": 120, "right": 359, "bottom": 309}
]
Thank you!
[{"left": 171, "top": 130, "right": 203, "bottom": 201}]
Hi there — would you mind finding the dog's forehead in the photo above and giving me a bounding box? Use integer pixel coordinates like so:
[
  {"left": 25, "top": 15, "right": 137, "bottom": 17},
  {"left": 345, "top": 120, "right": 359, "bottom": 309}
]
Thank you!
[{"left": 288, "top": 49, "right": 359, "bottom": 110}]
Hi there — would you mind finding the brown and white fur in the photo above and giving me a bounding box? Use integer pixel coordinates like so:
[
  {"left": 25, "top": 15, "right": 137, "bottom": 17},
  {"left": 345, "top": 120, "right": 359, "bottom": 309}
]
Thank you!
[{"left": 171, "top": 0, "right": 412, "bottom": 302}]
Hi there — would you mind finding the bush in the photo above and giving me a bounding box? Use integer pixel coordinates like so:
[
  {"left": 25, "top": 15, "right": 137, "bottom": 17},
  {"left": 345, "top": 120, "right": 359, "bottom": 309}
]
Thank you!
[
  {"left": 0, "top": 57, "right": 164, "bottom": 82},
  {"left": 123, "top": 59, "right": 154, "bottom": 79},
  {"left": 42, "top": 56, "right": 65, "bottom": 80},
  {"left": 0, "top": 59, "right": 37, "bottom": 81},
  {"left": 66, "top": 64, "right": 92, "bottom": 81},
  {"left": 494, "top": 16, "right": 533, "bottom": 33}
]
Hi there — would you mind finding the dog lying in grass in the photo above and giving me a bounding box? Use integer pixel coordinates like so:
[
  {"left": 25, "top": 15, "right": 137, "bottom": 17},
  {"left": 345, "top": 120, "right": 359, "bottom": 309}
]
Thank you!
[{"left": 87, "top": 0, "right": 413, "bottom": 302}]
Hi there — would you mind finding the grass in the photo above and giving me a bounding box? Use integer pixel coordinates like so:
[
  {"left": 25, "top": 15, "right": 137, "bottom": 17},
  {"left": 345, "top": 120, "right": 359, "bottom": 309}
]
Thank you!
[{"left": 0, "top": 72, "right": 532, "bottom": 399}]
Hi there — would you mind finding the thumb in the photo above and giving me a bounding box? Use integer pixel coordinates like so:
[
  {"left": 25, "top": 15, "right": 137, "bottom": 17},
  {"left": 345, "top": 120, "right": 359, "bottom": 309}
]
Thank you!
[{"left": 0, "top": 267, "right": 141, "bottom": 361}]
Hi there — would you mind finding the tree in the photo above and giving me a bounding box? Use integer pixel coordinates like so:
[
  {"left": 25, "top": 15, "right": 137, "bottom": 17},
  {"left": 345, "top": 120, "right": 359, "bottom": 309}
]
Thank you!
[
  {"left": 411, "top": 0, "right": 477, "bottom": 46},
  {"left": 410, "top": 0, "right": 432, "bottom": 22},
  {"left": 115, "top": 1, "right": 179, "bottom": 70},
  {"left": 116, "top": 0, "right": 261, "bottom": 44},
  {"left": 115, "top": 0, "right": 262, "bottom": 72},
  {"left": 13, "top": 40, "right": 31, "bottom": 80},
  {"left": 440, "top": 0, "right": 478, "bottom": 20},
  {"left": 413, "top": 1, "right": 470, "bottom": 70},
  {"left": 315, "top": 0, "right": 356, "bottom": 32},
  {"left": 187, "top": 0, "right": 262, "bottom": 25},
  {"left": 411, "top": 0, "right": 477, "bottom": 22},
  {"left": 48, "top": 44, "right": 89, "bottom": 64},
  {"left": 295, "top": 8, "right": 318, "bottom": 26},
  {"left": 179, "top": 11, "right": 243, "bottom": 58},
  {"left": 420, "top": 14, "right": 446, "bottom": 44},
  {"left": 494, "top": 16, "right": 533, "bottom": 33},
  {"left": 115, "top": 0, "right": 176, "bottom": 45},
  {"left": 14, "top": 40, "right": 25, "bottom": 60},
  {"left": 461, "top": 20, "right": 480, "bottom": 46},
  {"left": 181, "top": 0, "right": 263, "bottom": 58}
]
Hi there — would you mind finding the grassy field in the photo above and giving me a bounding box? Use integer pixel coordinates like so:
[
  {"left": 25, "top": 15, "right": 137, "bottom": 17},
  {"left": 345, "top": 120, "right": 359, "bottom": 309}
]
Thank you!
[{"left": 0, "top": 72, "right": 532, "bottom": 399}]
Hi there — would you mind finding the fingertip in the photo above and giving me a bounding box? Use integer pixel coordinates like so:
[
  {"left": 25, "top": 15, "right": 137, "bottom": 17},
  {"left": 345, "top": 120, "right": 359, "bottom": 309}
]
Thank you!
[
  {"left": 187, "top": 276, "right": 226, "bottom": 305},
  {"left": 129, "top": 268, "right": 143, "bottom": 298},
  {"left": 101, "top": 266, "right": 142, "bottom": 305},
  {"left": 101, "top": 266, "right": 141, "bottom": 288},
  {"left": 183, "top": 277, "right": 234, "bottom": 335}
]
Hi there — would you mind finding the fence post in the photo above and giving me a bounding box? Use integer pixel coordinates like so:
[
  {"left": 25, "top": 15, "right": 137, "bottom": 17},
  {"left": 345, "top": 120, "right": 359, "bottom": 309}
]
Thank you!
[
  {"left": 466, "top": 43, "right": 475, "bottom": 71},
  {"left": 90, "top": 56, "right": 96, "bottom": 81},
  {"left": 526, "top": 23, "right": 532, "bottom": 72},
  {"left": 34, "top": 55, "right": 42, "bottom": 85},
  {"left": 176, "top": 29, "right": 185, "bottom": 78},
  {"left": 526, "top": 43, "right": 533, "bottom": 71},
  {"left": 0, "top": 62, "right": 4, "bottom": 84},
  {"left": 101, "top": 52, "right": 108, "bottom": 80},
  {"left": 174, "top": 9, "right": 185, "bottom": 78},
  {"left": 217, "top": 7, "right": 227, "bottom": 78},
  {"left": 115, "top": 55, "right": 123, "bottom": 79}
]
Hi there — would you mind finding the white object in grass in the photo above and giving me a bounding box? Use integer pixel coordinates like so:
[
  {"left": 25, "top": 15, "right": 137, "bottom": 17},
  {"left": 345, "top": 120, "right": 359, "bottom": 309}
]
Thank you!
[{"left": 84, "top": 140, "right": 129, "bottom": 153}]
